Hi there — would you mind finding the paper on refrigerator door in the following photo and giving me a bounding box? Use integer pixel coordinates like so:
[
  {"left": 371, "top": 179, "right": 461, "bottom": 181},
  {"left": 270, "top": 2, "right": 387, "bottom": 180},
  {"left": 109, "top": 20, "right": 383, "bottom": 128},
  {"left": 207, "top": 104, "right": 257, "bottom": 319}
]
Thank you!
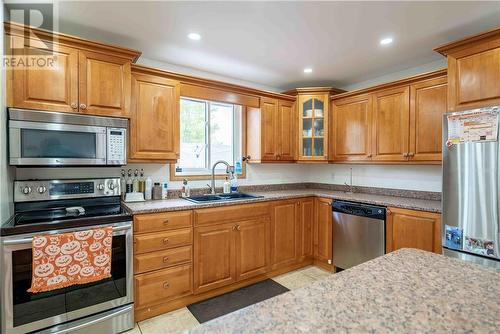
[{"left": 447, "top": 111, "right": 498, "bottom": 144}]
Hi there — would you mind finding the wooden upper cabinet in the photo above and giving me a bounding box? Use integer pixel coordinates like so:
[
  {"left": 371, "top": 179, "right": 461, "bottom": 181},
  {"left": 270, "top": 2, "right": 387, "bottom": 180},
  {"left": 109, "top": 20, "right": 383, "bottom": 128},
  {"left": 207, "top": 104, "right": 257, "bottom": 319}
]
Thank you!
[
  {"left": 386, "top": 207, "right": 441, "bottom": 254},
  {"left": 409, "top": 76, "right": 447, "bottom": 161},
  {"left": 314, "top": 197, "right": 332, "bottom": 264},
  {"left": 271, "top": 200, "right": 300, "bottom": 270},
  {"left": 129, "top": 67, "right": 180, "bottom": 161},
  {"left": 331, "top": 94, "right": 373, "bottom": 161},
  {"left": 5, "top": 22, "right": 141, "bottom": 117},
  {"left": 260, "top": 97, "right": 279, "bottom": 161},
  {"left": 235, "top": 218, "right": 270, "bottom": 281},
  {"left": 8, "top": 35, "right": 79, "bottom": 113},
  {"left": 277, "top": 99, "right": 296, "bottom": 161},
  {"left": 435, "top": 28, "right": 500, "bottom": 111},
  {"left": 372, "top": 86, "right": 410, "bottom": 161},
  {"left": 298, "top": 94, "right": 329, "bottom": 161},
  {"left": 79, "top": 51, "right": 131, "bottom": 117}
]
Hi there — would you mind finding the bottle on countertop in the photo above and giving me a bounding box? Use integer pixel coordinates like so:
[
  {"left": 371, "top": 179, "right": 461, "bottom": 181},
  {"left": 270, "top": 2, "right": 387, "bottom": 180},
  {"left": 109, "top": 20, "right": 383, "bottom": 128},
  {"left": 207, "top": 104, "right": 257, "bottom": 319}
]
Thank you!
[
  {"left": 132, "top": 169, "right": 139, "bottom": 192},
  {"left": 145, "top": 175, "right": 153, "bottom": 200},
  {"left": 138, "top": 169, "right": 145, "bottom": 193},
  {"left": 181, "top": 179, "right": 190, "bottom": 198},
  {"left": 120, "top": 169, "right": 126, "bottom": 198},
  {"left": 152, "top": 182, "right": 162, "bottom": 200},
  {"left": 161, "top": 181, "right": 169, "bottom": 199},
  {"left": 223, "top": 177, "right": 231, "bottom": 194},
  {"left": 126, "top": 169, "right": 133, "bottom": 193},
  {"left": 230, "top": 172, "right": 238, "bottom": 193}
]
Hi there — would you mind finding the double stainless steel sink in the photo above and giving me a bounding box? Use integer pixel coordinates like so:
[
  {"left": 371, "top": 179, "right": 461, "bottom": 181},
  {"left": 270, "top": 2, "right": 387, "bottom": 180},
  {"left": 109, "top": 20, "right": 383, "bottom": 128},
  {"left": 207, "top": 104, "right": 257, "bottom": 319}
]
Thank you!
[{"left": 183, "top": 192, "right": 263, "bottom": 204}]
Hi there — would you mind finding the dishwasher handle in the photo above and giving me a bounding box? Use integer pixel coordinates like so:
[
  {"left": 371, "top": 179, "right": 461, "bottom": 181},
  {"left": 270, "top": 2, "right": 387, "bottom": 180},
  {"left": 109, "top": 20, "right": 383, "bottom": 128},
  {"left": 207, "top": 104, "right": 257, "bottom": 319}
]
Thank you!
[{"left": 332, "top": 201, "right": 386, "bottom": 220}]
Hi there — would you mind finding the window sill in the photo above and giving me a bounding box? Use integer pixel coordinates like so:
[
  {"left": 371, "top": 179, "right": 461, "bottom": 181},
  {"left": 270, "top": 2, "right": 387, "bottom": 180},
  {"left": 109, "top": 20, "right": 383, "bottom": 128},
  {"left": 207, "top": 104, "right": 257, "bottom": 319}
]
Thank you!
[{"left": 169, "top": 164, "right": 246, "bottom": 181}]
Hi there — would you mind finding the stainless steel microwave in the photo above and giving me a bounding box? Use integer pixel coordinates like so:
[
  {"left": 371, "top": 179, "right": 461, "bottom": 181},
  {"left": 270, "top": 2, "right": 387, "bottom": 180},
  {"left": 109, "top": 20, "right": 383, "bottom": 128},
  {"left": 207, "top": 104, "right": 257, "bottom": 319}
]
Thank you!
[{"left": 8, "top": 108, "right": 127, "bottom": 166}]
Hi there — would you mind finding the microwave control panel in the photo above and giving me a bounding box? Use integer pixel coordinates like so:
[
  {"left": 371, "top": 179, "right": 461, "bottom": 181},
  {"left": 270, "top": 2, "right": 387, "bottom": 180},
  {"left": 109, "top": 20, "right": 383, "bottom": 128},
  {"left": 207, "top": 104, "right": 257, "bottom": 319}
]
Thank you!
[{"left": 107, "top": 128, "right": 126, "bottom": 165}]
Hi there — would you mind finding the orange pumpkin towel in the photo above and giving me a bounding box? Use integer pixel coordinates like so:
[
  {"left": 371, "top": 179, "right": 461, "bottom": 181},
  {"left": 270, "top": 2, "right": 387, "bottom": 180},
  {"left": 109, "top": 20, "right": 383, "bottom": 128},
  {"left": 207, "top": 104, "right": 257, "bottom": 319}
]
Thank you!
[{"left": 28, "top": 227, "right": 113, "bottom": 293}]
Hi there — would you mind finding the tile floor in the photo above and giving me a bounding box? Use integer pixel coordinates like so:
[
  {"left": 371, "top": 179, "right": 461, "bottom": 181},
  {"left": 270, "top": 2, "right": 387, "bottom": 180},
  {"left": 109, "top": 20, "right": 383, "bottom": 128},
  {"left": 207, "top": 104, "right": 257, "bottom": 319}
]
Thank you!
[{"left": 126, "top": 266, "right": 333, "bottom": 334}]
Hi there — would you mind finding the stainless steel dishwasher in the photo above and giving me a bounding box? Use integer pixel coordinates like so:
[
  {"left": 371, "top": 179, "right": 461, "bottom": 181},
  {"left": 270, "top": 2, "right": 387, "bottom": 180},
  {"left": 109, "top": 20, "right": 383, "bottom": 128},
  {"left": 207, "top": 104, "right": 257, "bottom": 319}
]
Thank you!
[{"left": 332, "top": 201, "right": 386, "bottom": 270}]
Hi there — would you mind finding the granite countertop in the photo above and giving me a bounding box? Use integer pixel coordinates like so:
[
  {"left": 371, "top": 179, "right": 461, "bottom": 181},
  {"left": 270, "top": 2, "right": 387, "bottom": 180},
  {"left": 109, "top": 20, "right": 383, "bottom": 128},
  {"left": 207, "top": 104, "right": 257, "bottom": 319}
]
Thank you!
[
  {"left": 189, "top": 249, "right": 500, "bottom": 334},
  {"left": 122, "top": 189, "right": 441, "bottom": 214}
]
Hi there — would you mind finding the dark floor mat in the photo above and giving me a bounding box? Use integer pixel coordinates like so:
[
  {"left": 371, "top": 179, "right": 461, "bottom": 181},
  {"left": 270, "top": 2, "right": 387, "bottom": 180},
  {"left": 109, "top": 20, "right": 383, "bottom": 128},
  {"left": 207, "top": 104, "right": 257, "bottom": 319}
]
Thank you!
[{"left": 187, "top": 279, "right": 289, "bottom": 323}]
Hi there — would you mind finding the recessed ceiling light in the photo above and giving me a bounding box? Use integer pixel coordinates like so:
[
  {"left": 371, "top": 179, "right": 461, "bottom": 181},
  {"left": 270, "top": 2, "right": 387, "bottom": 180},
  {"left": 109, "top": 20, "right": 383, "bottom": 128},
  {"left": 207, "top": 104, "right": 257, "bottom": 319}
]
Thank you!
[
  {"left": 188, "top": 32, "right": 201, "bottom": 41},
  {"left": 380, "top": 37, "right": 393, "bottom": 45},
  {"left": 303, "top": 68, "right": 313, "bottom": 73}
]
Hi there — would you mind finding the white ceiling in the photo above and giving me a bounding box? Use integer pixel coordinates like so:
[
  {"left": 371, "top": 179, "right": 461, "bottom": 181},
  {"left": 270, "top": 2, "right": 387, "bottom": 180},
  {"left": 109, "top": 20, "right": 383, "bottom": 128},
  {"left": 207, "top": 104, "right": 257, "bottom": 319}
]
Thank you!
[{"left": 51, "top": 1, "right": 500, "bottom": 91}]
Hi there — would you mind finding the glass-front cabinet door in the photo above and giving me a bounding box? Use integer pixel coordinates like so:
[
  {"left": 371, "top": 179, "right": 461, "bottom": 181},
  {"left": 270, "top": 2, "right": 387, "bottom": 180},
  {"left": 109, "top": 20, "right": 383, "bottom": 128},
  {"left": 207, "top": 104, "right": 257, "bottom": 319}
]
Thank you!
[{"left": 298, "top": 94, "right": 328, "bottom": 161}]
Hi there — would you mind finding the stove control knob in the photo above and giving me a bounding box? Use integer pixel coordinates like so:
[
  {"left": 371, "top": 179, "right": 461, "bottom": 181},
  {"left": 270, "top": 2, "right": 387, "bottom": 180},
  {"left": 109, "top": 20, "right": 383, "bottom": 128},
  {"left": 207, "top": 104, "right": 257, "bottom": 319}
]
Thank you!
[
  {"left": 97, "top": 183, "right": 105, "bottom": 191},
  {"left": 108, "top": 183, "right": 116, "bottom": 190},
  {"left": 22, "top": 186, "right": 32, "bottom": 195},
  {"left": 37, "top": 186, "right": 47, "bottom": 194}
]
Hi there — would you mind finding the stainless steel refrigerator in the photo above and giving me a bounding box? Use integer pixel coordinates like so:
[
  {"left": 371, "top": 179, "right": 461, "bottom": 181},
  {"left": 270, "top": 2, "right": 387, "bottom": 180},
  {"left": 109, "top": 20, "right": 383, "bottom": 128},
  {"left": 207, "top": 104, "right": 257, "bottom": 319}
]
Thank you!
[{"left": 442, "top": 105, "right": 500, "bottom": 269}]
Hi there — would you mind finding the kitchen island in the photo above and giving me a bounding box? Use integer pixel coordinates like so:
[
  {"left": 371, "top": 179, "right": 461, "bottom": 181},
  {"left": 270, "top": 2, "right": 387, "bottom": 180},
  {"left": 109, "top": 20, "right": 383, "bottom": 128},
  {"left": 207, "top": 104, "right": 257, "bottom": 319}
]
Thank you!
[{"left": 189, "top": 248, "right": 500, "bottom": 333}]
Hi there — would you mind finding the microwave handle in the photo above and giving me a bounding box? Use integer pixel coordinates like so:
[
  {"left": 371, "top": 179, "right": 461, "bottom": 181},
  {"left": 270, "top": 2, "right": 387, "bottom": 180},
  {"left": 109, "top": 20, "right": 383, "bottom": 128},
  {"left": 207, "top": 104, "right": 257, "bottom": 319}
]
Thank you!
[{"left": 2, "top": 223, "right": 132, "bottom": 246}]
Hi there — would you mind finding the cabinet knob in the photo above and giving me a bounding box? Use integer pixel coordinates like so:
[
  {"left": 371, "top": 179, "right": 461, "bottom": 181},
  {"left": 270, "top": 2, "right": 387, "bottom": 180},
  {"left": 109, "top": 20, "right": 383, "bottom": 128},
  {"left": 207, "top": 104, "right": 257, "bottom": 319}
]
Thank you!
[
  {"left": 163, "top": 219, "right": 169, "bottom": 225},
  {"left": 163, "top": 256, "right": 169, "bottom": 263},
  {"left": 163, "top": 282, "right": 170, "bottom": 289},
  {"left": 236, "top": 224, "right": 241, "bottom": 231},
  {"left": 403, "top": 153, "right": 409, "bottom": 158},
  {"left": 163, "top": 238, "right": 169, "bottom": 245},
  {"left": 367, "top": 154, "right": 372, "bottom": 158},
  {"left": 387, "top": 208, "right": 392, "bottom": 215},
  {"left": 79, "top": 103, "right": 87, "bottom": 110},
  {"left": 71, "top": 102, "right": 77, "bottom": 109},
  {"left": 408, "top": 152, "right": 415, "bottom": 158}
]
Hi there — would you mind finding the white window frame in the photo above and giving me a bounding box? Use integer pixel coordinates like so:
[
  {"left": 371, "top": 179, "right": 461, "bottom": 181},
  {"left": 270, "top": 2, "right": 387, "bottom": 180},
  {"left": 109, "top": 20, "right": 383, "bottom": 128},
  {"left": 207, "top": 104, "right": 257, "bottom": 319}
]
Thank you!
[{"left": 175, "top": 97, "right": 243, "bottom": 177}]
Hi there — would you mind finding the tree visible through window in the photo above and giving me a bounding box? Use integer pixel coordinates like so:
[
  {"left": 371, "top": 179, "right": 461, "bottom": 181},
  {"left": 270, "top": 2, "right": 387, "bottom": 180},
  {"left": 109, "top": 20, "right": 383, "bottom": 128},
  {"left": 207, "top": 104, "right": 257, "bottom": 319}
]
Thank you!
[{"left": 176, "top": 97, "right": 243, "bottom": 176}]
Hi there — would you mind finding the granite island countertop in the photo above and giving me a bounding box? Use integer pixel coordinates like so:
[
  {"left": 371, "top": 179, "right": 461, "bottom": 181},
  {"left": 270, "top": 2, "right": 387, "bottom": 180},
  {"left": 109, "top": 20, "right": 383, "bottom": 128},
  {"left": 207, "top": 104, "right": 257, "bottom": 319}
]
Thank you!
[
  {"left": 122, "top": 188, "right": 441, "bottom": 214},
  {"left": 188, "top": 248, "right": 500, "bottom": 334}
]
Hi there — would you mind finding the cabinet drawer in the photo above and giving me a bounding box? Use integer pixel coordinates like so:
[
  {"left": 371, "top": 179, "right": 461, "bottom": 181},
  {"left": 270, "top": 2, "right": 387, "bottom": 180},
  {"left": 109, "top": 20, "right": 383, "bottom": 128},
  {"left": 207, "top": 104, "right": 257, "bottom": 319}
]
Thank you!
[
  {"left": 134, "top": 211, "right": 192, "bottom": 234},
  {"left": 135, "top": 264, "right": 192, "bottom": 309},
  {"left": 134, "top": 246, "right": 192, "bottom": 274},
  {"left": 194, "top": 202, "right": 270, "bottom": 226},
  {"left": 134, "top": 228, "right": 192, "bottom": 254}
]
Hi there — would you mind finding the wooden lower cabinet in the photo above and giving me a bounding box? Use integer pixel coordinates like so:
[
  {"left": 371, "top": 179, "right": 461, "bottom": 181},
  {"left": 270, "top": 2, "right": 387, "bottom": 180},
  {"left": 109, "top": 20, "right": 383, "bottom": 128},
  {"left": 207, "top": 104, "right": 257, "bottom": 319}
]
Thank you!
[
  {"left": 134, "top": 264, "right": 192, "bottom": 309},
  {"left": 314, "top": 198, "right": 333, "bottom": 266},
  {"left": 300, "top": 198, "right": 314, "bottom": 259},
  {"left": 193, "top": 222, "right": 237, "bottom": 293},
  {"left": 235, "top": 218, "right": 271, "bottom": 281},
  {"left": 270, "top": 200, "right": 300, "bottom": 270},
  {"left": 386, "top": 207, "right": 442, "bottom": 254}
]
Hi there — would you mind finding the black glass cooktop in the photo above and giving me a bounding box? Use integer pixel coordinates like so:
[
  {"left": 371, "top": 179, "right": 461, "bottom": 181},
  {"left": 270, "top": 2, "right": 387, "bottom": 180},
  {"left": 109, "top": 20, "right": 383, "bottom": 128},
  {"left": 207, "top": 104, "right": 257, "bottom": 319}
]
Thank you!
[{"left": 2, "top": 196, "right": 131, "bottom": 236}]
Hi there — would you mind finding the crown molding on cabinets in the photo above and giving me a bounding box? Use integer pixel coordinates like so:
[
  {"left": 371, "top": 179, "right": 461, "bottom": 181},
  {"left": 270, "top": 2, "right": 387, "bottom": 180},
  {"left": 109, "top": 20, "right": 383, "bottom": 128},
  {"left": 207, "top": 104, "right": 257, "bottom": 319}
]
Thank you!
[
  {"left": 4, "top": 21, "right": 141, "bottom": 62},
  {"left": 434, "top": 26, "right": 500, "bottom": 56}
]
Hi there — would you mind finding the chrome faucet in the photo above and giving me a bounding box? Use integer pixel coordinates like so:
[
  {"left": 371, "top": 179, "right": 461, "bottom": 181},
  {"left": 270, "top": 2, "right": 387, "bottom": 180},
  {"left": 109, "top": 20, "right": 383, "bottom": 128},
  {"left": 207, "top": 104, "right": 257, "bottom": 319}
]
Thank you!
[
  {"left": 209, "top": 160, "right": 234, "bottom": 194},
  {"left": 344, "top": 167, "right": 354, "bottom": 193}
]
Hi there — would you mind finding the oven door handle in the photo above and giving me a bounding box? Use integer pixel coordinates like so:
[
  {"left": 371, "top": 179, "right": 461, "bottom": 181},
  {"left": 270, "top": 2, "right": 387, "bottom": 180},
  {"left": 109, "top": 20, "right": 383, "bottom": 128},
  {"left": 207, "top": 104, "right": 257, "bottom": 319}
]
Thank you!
[{"left": 2, "top": 224, "right": 132, "bottom": 245}]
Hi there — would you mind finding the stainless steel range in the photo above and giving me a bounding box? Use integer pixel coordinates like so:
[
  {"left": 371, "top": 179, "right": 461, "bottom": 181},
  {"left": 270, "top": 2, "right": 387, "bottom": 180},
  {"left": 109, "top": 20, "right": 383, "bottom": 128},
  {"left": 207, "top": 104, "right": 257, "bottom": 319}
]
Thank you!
[{"left": 1, "top": 178, "right": 134, "bottom": 334}]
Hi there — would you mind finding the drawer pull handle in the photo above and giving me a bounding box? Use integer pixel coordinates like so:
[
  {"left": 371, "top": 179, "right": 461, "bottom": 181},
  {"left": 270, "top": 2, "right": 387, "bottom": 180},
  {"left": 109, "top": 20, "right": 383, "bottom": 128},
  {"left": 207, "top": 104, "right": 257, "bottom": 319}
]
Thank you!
[
  {"left": 163, "top": 256, "right": 169, "bottom": 263},
  {"left": 163, "top": 219, "right": 169, "bottom": 225},
  {"left": 163, "top": 238, "right": 169, "bottom": 244},
  {"left": 163, "top": 282, "right": 170, "bottom": 289}
]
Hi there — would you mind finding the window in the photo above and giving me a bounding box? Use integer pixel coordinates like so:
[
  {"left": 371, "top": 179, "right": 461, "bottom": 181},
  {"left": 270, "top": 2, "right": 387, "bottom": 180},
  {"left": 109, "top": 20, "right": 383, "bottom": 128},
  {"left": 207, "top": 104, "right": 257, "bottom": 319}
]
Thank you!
[{"left": 173, "top": 97, "right": 244, "bottom": 178}]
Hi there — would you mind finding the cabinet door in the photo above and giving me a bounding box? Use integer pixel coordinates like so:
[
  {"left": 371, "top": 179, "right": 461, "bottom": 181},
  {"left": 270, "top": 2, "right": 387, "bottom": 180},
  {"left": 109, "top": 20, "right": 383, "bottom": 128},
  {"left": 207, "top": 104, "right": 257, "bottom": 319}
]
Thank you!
[
  {"left": 8, "top": 35, "right": 79, "bottom": 113},
  {"left": 277, "top": 100, "right": 296, "bottom": 161},
  {"left": 298, "top": 94, "right": 328, "bottom": 161},
  {"left": 260, "top": 98, "right": 278, "bottom": 161},
  {"left": 372, "top": 86, "right": 410, "bottom": 161},
  {"left": 314, "top": 198, "right": 332, "bottom": 263},
  {"left": 235, "top": 218, "right": 270, "bottom": 281},
  {"left": 386, "top": 207, "right": 441, "bottom": 254},
  {"left": 78, "top": 50, "right": 131, "bottom": 117},
  {"left": 409, "top": 77, "right": 447, "bottom": 161},
  {"left": 194, "top": 222, "right": 236, "bottom": 293},
  {"left": 300, "top": 198, "right": 314, "bottom": 259},
  {"left": 332, "top": 94, "right": 373, "bottom": 161},
  {"left": 130, "top": 72, "right": 180, "bottom": 160},
  {"left": 271, "top": 200, "right": 300, "bottom": 270},
  {"left": 447, "top": 46, "right": 500, "bottom": 111}
]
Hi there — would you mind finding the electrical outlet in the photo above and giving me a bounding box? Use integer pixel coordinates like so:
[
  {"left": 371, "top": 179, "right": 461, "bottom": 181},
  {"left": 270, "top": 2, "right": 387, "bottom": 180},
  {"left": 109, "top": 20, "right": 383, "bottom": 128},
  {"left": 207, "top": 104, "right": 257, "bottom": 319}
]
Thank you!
[{"left": 328, "top": 259, "right": 332, "bottom": 265}]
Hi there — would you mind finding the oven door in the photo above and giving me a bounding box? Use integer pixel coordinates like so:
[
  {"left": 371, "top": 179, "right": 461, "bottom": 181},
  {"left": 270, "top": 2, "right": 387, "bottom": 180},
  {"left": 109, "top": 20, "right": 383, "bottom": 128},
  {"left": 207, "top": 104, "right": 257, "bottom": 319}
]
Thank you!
[
  {"left": 9, "top": 120, "right": 107, "bottom": 166},
  {"left": 0, "top": 221, "right": 133, "bottom": 334}
]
